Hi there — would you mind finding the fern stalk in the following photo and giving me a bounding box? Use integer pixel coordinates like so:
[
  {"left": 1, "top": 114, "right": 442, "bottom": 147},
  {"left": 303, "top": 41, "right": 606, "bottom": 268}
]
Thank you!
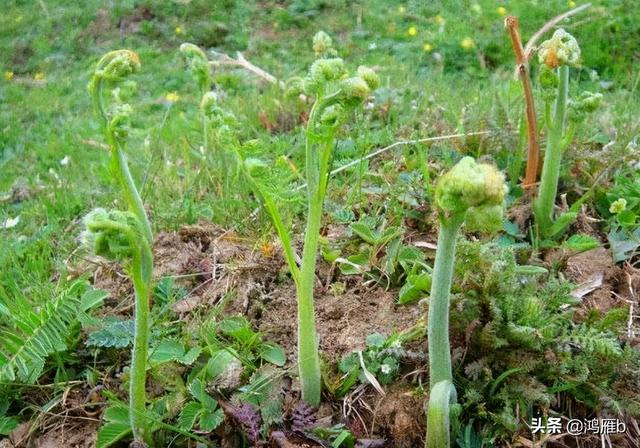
[
  {"left": 531, "top": 29, "right": 586, "bottom": 239},
  {"left": 88, "top": 50, "right": 154, "bottom": 444},
  {"left": 426, "top": 157, "right": 507, "bottom": 447},
  {"left": 242, "top": 33, "right": 379, "bottom": 406},
  {"left": 296, "top": 109, "right": 336, "bottom": 405},
  {"left": 533, "top": 65, "right": 569, "bottom": 237},
  {"left": 426, "top": 215, "right": 462, "bottom": 448},
  {"left": 427, "top": 216, "right": 463, "bottom": 386},
  {"left": 129, "top": 241, "right": 153, "bottom": 442}
]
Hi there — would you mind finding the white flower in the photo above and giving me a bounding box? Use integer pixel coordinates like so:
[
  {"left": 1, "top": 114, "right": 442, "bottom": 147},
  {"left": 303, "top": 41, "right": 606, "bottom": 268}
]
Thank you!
[
  {"left": 380, "top": 364, "right": 392, "bottom": 375},
  {"left": 1, "top": 215, "right": 20, "bottom": 229}
]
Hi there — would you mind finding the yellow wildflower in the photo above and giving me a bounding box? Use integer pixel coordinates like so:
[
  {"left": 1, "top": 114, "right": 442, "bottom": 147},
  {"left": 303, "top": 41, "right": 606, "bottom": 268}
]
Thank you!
[
  {"left": 407, "top": 26, "right": 417, "bottom": 37},
  {"left": 568, "top": 0, "right": 576, "bottom": 7},
  {"left": 609, "top": 198, "right": 627, "bottom": 214},
  {"left": 461, "top": 37, "right": 475, "bottom": 50},
  {"left": 259, "top": 241, "right": 276, "bottom": 258},
  {"left": 434, "top": 15, "right": 446, "bottom": 26},
  {"left": 423, "top": 43, "right": 433, "bottom": 52},
  {"left": 398, "top": 6, "right": 406, "bottom": 14},
  {"left": 165, "top": 92, "right": 180, "bottom": 103},
  {"left": 34, "top": 72, "right": 45, "bottom": 81},
  {"left": 4, "top": 71, "right": 14, "bottom": 81},
  {"left": 497, "top": 6, "right": 507, "bottom": 16},
  {"left": 175, "top": 26, "right": 183, "bottom": 34}
]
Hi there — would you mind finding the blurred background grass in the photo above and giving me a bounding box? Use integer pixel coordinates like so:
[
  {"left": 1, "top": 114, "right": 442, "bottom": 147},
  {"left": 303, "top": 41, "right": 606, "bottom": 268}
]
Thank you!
[{"left": 1, "top": 0, "right": 638, "bottom": 294}]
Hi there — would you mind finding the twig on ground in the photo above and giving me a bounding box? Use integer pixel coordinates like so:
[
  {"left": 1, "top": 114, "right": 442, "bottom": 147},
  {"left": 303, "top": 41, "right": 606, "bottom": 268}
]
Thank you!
[{"left": 209, "top": 51, "right": 281, "bottom": 86}]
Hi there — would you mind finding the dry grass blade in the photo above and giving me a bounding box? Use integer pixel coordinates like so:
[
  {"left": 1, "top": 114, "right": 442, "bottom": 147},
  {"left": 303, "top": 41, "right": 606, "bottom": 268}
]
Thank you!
[
  {"left": 209, "top": 50, "right": 280, "bottom": 85},
  {"left": 357, "top": 351, "right": 386, "bottom": 397}
]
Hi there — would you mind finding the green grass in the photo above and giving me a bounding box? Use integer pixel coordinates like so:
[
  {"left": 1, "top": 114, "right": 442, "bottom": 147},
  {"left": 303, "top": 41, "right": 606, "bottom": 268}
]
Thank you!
[{"left": 1, "top": 0, "right": 640, "bottom": 445}]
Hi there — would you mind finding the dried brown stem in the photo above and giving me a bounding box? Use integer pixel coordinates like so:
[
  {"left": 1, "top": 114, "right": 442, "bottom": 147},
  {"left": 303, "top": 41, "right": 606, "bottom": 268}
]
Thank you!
[{"left": 506, "top": 16, "right": 540, "bottom": 190}]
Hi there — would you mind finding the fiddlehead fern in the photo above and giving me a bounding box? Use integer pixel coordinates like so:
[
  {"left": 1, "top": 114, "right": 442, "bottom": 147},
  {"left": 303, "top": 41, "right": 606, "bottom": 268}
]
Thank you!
[
  {"left": 426, "top": 157, "right": 507, "bottom": 447},
  {"left": 243, "top": 31, "right": 379, "bottom": 406},
  {"left": 87, "top": 50, "right": 154, "bottom": 445}
]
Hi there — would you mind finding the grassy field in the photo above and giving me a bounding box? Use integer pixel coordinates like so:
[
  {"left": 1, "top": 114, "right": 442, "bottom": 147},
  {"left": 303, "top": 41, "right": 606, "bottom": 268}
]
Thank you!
[{"left": 1, "top": 1, "right": 640, "bottom": 447}]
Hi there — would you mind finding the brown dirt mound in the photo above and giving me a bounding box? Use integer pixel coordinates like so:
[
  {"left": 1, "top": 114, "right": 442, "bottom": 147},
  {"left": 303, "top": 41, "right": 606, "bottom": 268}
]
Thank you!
[{"left": 254, "top": 284, "right": 421, "bottom": 363}]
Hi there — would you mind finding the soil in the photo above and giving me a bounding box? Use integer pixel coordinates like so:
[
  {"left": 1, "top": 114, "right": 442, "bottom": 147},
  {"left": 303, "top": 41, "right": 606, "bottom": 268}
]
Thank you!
[
  {"left": 565, "top": 247, "right": 640, "bottom": 338},
  {"left": 254, "top": 284, "right": 421, "bottom": 364},
  {"left": 566, "top": 247, "right": 620, "bottom": 311}
]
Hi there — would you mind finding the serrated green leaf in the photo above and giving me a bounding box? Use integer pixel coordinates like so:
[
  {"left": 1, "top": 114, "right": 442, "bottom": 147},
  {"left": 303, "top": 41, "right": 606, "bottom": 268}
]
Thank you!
[
  {"left": 331, "top": 208, "right": 355, "bottom": 224},
  {"left": 338, "top": 352, "right": 359, "bottom": 373},
  {"left": 609, "top": 228, "right": 640, "bottom": 262},
  {"left": 96, "top": 422, "right": 131, "bottom": 448},
  {"left": 351, "top": 221, "right": 378, "bottom": 244},
  {"left": 80, "top": 289, "right": 108, "bottom": 312},
  {"left": 96, "top": 407, "right": 131, "bottom": 448},
  {"left": 177, "top": 401, "right": 202, "bottom": 431},
  {"left": 0, "top": 415, "right": 18, "bottom": 435},
  {"left": 336, "top": 252, "right": 369, "bottom": 275},
  {"left": 180, "top": 346, "right": 202, "bottom": 365},
  {"left": 199, "top": 407, "right": 224, "bottom": 432},
  {"left": 366, "top": 332, "right": 386, "bottom": 348},
  {"left": 188, "top": 378, "right": 208, "bottom": 403},
  {"left": 188, "top": 379, "right": 218, "bottom": 410},
  {"left": 503, "top": 220, "right": 524, "bottom": 238},
  {"left": 379, "top": 227, "right": 403, "bottom": 245},
  {"left": 397, "top": 245, "right": 425, "bottom": 269},
  {"left": 154, "top": 277, "right": 187, "bottom": 308},
  {"left": 259, "top": 342, "right": 286, "bottom": 366},
  {"left": 218, "top": 316, "right": 256, "bottom": 344},
  {"left": 617, "top": 210, "right": 637, "bottom": 227},
  {"left": 103, "top": 404, "right": 130, "bottom": 423},
  {"left": 150, "top": 340, "right": 185, "bottom": 364},
  {"left": 398, "top": 272, "right": 431, "bottom": 304},
  {"left": 562, "top": 234, "right": 600, "bottom": 253},
  {"left": 87, "top": 320, "right": 135, "bottom": 349}
]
